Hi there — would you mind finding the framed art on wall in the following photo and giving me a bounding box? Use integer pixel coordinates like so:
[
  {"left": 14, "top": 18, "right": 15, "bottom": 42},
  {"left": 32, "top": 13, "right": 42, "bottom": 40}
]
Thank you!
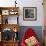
[{"left": 23, "top": 7, "right": 37, "bottom": 21}]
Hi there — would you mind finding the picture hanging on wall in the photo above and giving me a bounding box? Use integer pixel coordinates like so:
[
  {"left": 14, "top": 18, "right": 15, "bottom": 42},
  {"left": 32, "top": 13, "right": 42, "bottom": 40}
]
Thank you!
[{"left": 23, "top": 7, "right": 37, "bottom": 21}]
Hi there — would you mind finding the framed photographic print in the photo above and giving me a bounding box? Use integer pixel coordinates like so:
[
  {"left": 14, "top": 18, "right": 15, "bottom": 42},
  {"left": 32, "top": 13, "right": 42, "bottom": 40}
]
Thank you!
[
  {"left": 23, "top": 7, "right": 37, "bottom": 21},
  {"left": 2, "top": 10, "right": 9, "bottom": 15}
]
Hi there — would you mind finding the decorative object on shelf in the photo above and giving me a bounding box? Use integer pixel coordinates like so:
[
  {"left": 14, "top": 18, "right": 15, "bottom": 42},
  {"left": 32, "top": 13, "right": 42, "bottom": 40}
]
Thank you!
[
  {"left": 13, "top": 32, "right": 18, "bottom": 41},
  {"left": 15, "top": 0, "right": 17, "bottom": 7},
  {"left": 14, "top": 28, "right": 17, "bottom": 32},
  {"left": 5, "top": 18, "right": 8, "bottom": 24},
  {"left": 13, "top": 28, "right": 19, "bottom": 40},
  {"left": 2, "top": 16, "right": 8, "bottom": 24},
  {"left": 23, "top": 7, "right": 37, "bottom": 21},
  {"left": 9, "top": 9, "right": 18, "bottom": 15},
  {"left": 1, "top": 28, "right": 19, "bottom": 41},
  {"left": 1, "top": 28, "right": 13, "bottom": 41}
]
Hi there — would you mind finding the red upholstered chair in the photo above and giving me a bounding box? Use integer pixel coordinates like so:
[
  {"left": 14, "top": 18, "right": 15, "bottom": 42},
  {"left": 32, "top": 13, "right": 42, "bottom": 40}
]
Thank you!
[{"left": 21, "top": 28, "right": 41, "bottom": 46}]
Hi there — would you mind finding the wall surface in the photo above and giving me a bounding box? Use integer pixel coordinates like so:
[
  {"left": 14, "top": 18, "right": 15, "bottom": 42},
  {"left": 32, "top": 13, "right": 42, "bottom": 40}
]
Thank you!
[
  {"left": 0, "top": 0, "right": 44, "bottom": 26},
  {"left": 18, "top": 0, "right": 44, "bottom": 26}
]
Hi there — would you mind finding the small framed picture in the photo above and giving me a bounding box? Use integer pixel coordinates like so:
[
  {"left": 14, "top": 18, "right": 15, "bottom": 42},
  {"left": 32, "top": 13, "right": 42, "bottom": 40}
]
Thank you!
[
  {"left": 23, "top": 7, "right": 37, "bottom": 21},
  {"left": 2, "top": 10, "right": 9, "bottom": 15}
]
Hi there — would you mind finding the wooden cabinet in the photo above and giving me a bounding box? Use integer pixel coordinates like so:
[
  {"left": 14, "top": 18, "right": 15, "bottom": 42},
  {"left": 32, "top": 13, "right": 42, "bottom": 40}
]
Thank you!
[
  {"left": 0, "top": 7, "right": 19, "bottom": 24},
  {"left": 0, "top": 7, "right": 20, "bottom": 46}
]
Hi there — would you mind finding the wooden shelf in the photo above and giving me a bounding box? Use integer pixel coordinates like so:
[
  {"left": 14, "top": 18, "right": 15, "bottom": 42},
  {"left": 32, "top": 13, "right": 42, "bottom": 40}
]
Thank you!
[
  {"left": 0, "top": 7, "right": 19, "bottom": 16},
  {"left": 0, "top": 40, "right": 19, "bottom": 46},
  {"left": 2, "top": 40, "right": 19, "bottom": 42},
  {"left": 0, "top": 7, "right": 18, "bottom": 10},
  {"left": 0, "top": 24, "right": 20, "bottom": 32},
  {"left": 0, "top": 7, "right": 19, "bottom": 46}
]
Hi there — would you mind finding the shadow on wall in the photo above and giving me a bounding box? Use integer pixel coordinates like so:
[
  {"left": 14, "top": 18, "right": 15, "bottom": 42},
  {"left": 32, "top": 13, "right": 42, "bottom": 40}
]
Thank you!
[{"left": 18, "top": 26, "right": 44, "bottom": 44}]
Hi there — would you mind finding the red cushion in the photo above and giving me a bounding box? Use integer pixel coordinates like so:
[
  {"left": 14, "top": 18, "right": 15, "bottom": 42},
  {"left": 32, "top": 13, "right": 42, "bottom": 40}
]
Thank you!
[{"left": 21, "top": 28, "right": 41, "bottom": 46}]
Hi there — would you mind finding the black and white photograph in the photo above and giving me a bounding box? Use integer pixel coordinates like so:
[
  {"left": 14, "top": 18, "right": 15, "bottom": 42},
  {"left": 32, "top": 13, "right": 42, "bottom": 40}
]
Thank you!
[{"left": 23, "top": 7, "right": 37, "bottom": 21}]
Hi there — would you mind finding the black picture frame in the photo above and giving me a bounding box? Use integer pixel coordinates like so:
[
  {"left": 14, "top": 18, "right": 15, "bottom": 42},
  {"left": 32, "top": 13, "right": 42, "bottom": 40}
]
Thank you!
[{"left": 23, "top": 7, "right": 37, "bottom": 21}]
